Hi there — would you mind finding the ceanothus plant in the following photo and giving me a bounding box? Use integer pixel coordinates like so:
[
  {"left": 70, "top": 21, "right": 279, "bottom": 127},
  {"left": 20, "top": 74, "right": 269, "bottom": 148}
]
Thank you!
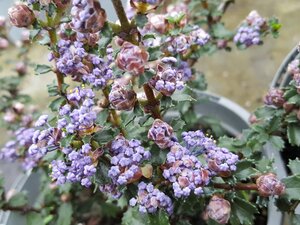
[{"left": 0, "top": 0, "right": 299, "bottom": 225}]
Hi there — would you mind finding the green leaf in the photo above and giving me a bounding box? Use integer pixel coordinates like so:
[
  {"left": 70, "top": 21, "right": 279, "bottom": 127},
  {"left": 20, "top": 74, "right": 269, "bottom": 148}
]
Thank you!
[
  {"left": 94, "top": 160, "right": 112, "bottom": 185},
  {"left": 99, "top": 22, "right": 113, "bottom": 56},
  {"left": 8, "top": 192, "right": 27, "bottom": 207},
  {"left": 230, "top": 197, "right": 258, "bottom": 225},
  {"left": 122, "top": 207, "right": 170, "bottom": 225},
  {"left": 288, "top": 159, "right": 300, "bottom": 174},
  {"left": 171, "top": 92, "right": 196, "bottom": 102},
  {"left": 135, "top": 14, "right": 148, "bottom": 28},
  {"left": 234, "top": 160, "right": 259, "bottom": 181},
  {"left": 57, "top": 203, "right": 73, "bottom": 225},
  {"left": 93, "top": 127, "right": 119, "bottom": 145},
  {"left": 34, "top": 64, "right": 52, "bottom": 75},
  {"left": 29, "top": 29, "right": 40, "bottom": 41},
  {"left": 138, "top": 70, "right": 155, "bottom": 87},
  {"left": 287, "top": 124, "right": 300, "bottom": 146},
  {"left": 212, "top": 23, "right": 234, "bottom": 39},
  {"left": 170, "top": 117, "right": 186, "bottom": 132},
  {"left": 148, "top": 47, "right": 162, "bottom": 61},
  {"left": 27, "top": 212, "right": 43, "bottom": 225},
  {"left": 60, "top": 134, "right": 75, "bottom": 148},
  {"left": 282, "top": 175, "right": 300, "bottom": 200},
  {"left": 49, "top": 97, "right": 66, "bottom": 112},
  {"left": 254, "top": 106, "right": 276, "bottom": 119},
  {"left": 268, "top": 135, "right": 285, "bottom": 151},
  {"left": 96, "top": 109, "right": 109, "bottom": 125}
]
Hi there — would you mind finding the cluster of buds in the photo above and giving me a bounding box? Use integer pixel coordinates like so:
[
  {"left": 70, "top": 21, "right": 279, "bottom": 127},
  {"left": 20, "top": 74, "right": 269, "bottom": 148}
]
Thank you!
[
  {"left": 147, "top": 119, "right": 176, "bottom": 149},
  {"left": 256, "top": 173, "right": 285, "bottom": 197},
  {"left": 8, "top": 3, "right": 35, "bottom": 28},
  {"left": 205, "top": 196, "right": 231, "bottom": 224},
  {"left": 116, "top": 42, "right": 149, "bottom": 76},
  {"left": 234, "top": 10, "right": 267, "bottom": 48},
  {"left": 129, "top": 182, "right": 173, "bottom": 214},
  {"left": 109, "top": 82, "right": 137, "bottom": 111},
  {"left": 149, "top": 59, "right": 185, "bottom": 96},
  {"left": 264, "top": 88, "right": 285, "bottom": 108},
  {"left": 71, "top": 0, "right": 106, "bottom": 33}
]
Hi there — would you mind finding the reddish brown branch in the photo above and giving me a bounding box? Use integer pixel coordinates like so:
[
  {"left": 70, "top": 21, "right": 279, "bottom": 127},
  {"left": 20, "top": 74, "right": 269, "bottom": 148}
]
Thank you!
[{"left": 143, "top": 84, "right": 162, "bottom": 120}]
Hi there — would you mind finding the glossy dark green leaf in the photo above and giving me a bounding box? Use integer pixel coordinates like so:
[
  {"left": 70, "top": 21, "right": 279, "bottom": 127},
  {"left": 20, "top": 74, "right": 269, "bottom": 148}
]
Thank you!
[
  {"left": 282, "top": 175, "right": 300, "bottom": 200},
  {"left": 287, "top": 124, "right": 300, "bottom": 146},
  {"left": 57, "top": 203, "right": 73, "bottom": 225},
  {"left": 34, "top": 64, "right": 52, "bottom": 75}
]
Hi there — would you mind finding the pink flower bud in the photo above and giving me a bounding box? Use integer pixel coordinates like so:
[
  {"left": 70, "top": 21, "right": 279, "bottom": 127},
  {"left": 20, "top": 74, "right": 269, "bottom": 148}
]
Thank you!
[
  {"left": 15, "top": 62, "right": 27, "bottom": 76},
  {"left": 108, "top": 83, "right": 137, "bottom": 111},
  {"left": 8, "top": 4, "right": 35, "bottom": 28},
  {"left": 283, "top": 102, "right": 294, "bottom": 113},
  {"left": 249, "top": 114, "right": 258, "bottom": 124},
  {"left": 256, "top": 173, "right": 285, "bottom": 197},
  {"left": 207, "top": 196, "right": 231, "bottom": 224},
  {"left": 0, "top": 16, "right": 6, "bottom": 28},
  {"left": 148, "top": 119, "right": 174, "bottom": 149},
  {"left": 116, "top": 42, "right": 149, "bottom": 76},
  {"left": 264, "top": 88, "right": 285, "bottom": 108},
  {"left": 3, "top": 111, "right": 16, "bottom": 123},
  {"left": 0, "top": 37, "right": 9, "bottom": 50},
  {"left": 148, "top": 13, "right": 168, "bottom": 34},
  {"left": 13, "top": 102, "right": 25, "bottom": 114}
]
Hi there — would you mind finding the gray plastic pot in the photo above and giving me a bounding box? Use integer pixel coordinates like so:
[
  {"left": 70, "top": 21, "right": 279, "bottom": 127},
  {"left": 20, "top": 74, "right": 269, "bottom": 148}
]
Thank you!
[
  {"left": 271, "top": 46, "right": 299, "bottom": 88},
  {"left": 0, "top": 91, "right": 285, "bottom": 225}
]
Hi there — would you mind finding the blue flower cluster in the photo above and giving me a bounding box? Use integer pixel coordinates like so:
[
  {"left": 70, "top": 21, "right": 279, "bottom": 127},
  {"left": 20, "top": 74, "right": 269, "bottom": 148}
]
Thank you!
[
  {"left": 51, "top": 144, "right": 96, "bottom": 187},
  {"left": 234, "top": 10, "right": 266, "bottom": 47},
  {"left": 108, "top": 136, "right": 151, "bottom": 185},
  {"left": 53, "top": 39, "right": 113, "bottom": 89},
  {"left": 129, "top": 182, "right": 173, "bottom": 214}
]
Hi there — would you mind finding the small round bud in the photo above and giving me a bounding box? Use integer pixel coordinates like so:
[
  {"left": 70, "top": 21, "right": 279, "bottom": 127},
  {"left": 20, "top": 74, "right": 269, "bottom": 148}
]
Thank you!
[
  {"left": 148, "top": 119, "right": 175, "bottom": 149},
  {"left": 8, "top": 4, "right": 35, "bottom": 28},
  {"left": 15, "top": 62, "right": 27, "bottom": 76},
  {"left": 206, "top": 196, "right": 231, "bottom": 224},
  {"left": 60, "top": 193, "right": 71, "bottom": 202},
  {"left": 283, "top": 102, "right": 294, "bottom": 113},
  {"left": 256, "top": 173, "right": 285, "bottom": 197},
  {"left": 13, "top": 102, "right": 25, "bottom": 114},
  {"left": 249, "top": 114, "right": 258, "bottom": 124},
  {"left": 108, "top": 83, "right": 137, "bottom": 111},
  {"left": 3, "top": 111, "right": 17, "bottom": 123},
  {"left": 0, "top": 16, "right": 6, "bottom": 29},
  {"left": 0, "top": 37, "right": 9, "bottom": 50},
  {"left": 116, "top": 42, "right": 149, "bottom": 76}
]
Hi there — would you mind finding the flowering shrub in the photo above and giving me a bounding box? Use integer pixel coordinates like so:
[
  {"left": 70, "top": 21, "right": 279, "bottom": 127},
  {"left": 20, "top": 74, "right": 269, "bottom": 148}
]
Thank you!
[{"left": 0, "top": 0, "right": 299, "bottom": 225}]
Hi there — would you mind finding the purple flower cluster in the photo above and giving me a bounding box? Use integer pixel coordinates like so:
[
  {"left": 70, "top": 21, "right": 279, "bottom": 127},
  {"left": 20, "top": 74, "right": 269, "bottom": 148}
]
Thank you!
[
  {"left": 234, "top": 10, "right": 266, "bottom": 47},
  {"left": 53, "top": 39, "right": 113, "bottom": 89},
  {"left": 129, "top": 182, "right": 173, "bottom": 214},
  {"left": 149, "top": 58, "right": 191, "bottom": 96},
  {"left": 59, "top": 86, "right": 97, "bottom": 134},
  {"left": 182, "top": 130, "right": 238, "bottom": 174},
  {"left": 133, "top": 0, "right": 161, "bottom": 4},
  {"left": 190, "top": 26, "right": 210, "bottom": 46},
  {"left": 99, "top": 184, "right": 122, "bottom": 199},
  {"left": 166, "top": 35, "right": 191, "bottom": 54},
  {"left": 163, "top": 143, "right": 210, "bottom": 198},
  {"left": 206, "top": 147, "right": 238, "bottom": 174},
  {"left": 108, "top": 136, "right": 151, "bottom": 185},
  {"left": 51, "top": 144, "right": 96, "bottom": 187},
  {"left": 264, "top": 88, "right": 285, "bottom": 108}
]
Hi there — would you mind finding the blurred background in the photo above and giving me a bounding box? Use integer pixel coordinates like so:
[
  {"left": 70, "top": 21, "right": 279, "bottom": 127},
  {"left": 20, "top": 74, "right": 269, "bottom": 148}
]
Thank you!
[{"left": 0, "top": 0, "right": 299, "bottom": 186}]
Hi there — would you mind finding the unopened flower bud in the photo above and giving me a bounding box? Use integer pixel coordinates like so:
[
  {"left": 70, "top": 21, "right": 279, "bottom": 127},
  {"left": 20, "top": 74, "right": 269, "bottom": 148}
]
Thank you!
[
  {"left": 287, "top": 59, "right": 300, "bottom": 75},
  {"left": 148, "top": 13, "right": 167, "bottom": 34},
  {"left": 3, "top": 111, "right": 16, "bottom": 123},
  {"left": 116, "top": 42, "right": 149, "bottom": 76},
  {"left": 283, "top": 102, "right": 294, "bottom": 113},
  {"left": 60, "top": 193, "right": 71, "bottom": 202},
  {"left": 8, "top": 4, "right": 35, "bottom": 28},
  {"left": 256, "top": 173, "right": 285, "bottom": 197},
  {"left": 0, "top": 16, "right": 6, "bottom": 28},
  {"left": 206, "top": 196, "right": 231, "bottom": 224},
  {"left": 108, "top": 83, "right": 137, "bottom": 111},
  {"left": 13, "top": 102, "right": 25, "bottom": 114},
  {"left": 0, "top": 37, "right": 9, "bottom": 50},
  {"left": 249, "top": 114, "right": 258, "bottom": 124},
  {"left": 71, "top": 0, "right": 106, "bottom": 33},
  {"left": 264, "top": 88, "right": 285, "bottom": 107},
  {"left": 148, "top": 119, "right": 175, "bottom": 149},
  {"left": 15, "top": 62, "right": 27, "bottom": 76}
]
